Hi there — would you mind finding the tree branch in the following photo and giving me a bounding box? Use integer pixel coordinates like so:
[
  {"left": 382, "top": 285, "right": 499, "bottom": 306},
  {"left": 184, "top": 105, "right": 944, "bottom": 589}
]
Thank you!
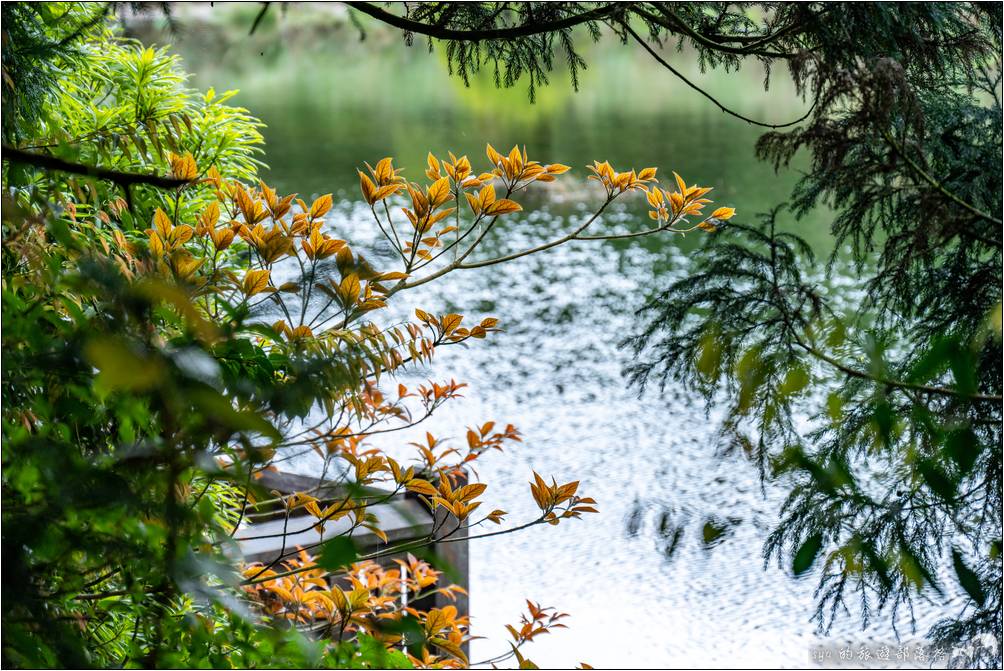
[
  {"left": 344, "top": 1, "right": 626, "bottom": 41},
  {"left": 2, "top": 146, "right": 189, "bottom": 190},
  {"left": 797, "top": 339, "right": 1002, "bottom": 403},
  {"left": 635, "top": 5, "right": 797, "bottom": 58},
  {"left": 622, "top": 23, "right": 816, "bottom": 130},
  {"left": 882, "top": 131, "right": 1004, "bottom": 230}
]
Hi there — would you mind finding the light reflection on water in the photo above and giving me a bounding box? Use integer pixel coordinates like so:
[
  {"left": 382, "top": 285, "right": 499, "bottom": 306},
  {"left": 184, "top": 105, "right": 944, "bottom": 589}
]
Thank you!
[
  {"left": 142, "top": 10, "right": 963, "bottom": 665},
  {"left": 277, "top": 199, "right": 958, "bottom": 668}
]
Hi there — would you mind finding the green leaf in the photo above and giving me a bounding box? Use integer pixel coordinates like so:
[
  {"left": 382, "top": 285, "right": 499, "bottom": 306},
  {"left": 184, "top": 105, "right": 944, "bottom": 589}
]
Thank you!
[
  {"left": 952, "top": 548, "right": 986, "bottom": 607},
  {"left": 351, "top": 634, "right": 413, "bottom": 669},
  {"left": 695, "top": 326, "right": 722, "bottom": 381},
  {"left": 317, "top": 536, "right": 359, "bottom": 571},
  {"left": 701, "top": 518, "right": 732, "bottom": 547},
  {"left": 918, "top": 460, "right": 956, "bottom": 502},
  {"left": 948, "top": 346, "right": 977, "bottom": 396},
  {"left": 826, "top": 392, "right": 843, "bottom": 422},
  {"left": 907, "top": 336, "right": 953, "bottom": 383},
  {"left": 897, "top": 543, "right": 941, "bottom": 594},
  {"left": 871, "top": 399, "right": 896, "bottom": 448},
  {"left": 85, "top": 337, "right": 165, "bottom": 391},
  {"left": 792, "top": 532, "right": 823, "bottom": 577},
  {"left": 735, "top": 345, "right": 767, "bottom": 413},
  {"left": 779, "top": 363, "right": 810, "bottom": 397},
  {"left": 374, "top": 615, "right": 424, "bottom": 658},
  {"left": 189, "top": 389, "right": 282, "bottom": 443},
  {"left": 825, "top": 319, "right": 846, "bottom": 347},
  {"left": 944, "top": 428, "right": 980, "bottom": 475}
]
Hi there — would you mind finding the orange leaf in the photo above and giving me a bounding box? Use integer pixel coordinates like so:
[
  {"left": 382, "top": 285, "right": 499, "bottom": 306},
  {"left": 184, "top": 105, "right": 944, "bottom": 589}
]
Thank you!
[
  {"left": 454, "top": 482, "right": 487, "bottom": 503},
  {"left": 242, "top": 269, "right": 272, "bottom": 296},
  {"left": 406, "top": 479, "right": 439, "bottom": 496},
  {"left": 309, "top": 194, "right": 333, "bottom": 219},
  {"left": 359, "top": 171, "right": 377, "bottom": 204},
  {"left": 485, "top": 199, "right": 522, "bottom": 216},
  {"left": 440, "top": 313, "right": 463, "bottom": 334},
  {"left": 427, "top": 177, "right": 452, "bottom": 208}
]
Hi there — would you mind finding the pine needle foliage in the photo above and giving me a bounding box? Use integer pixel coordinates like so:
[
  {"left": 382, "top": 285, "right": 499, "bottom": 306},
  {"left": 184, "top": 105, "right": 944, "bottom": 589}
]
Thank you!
[{"left": 355, "top": 2, "right": 1002, "bottom": 664}]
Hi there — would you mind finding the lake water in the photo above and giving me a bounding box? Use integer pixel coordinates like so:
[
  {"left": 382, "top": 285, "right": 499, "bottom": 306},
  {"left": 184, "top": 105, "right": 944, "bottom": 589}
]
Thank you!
[{"left": 130, "top": 6, "right": 962, "bottom": 667}]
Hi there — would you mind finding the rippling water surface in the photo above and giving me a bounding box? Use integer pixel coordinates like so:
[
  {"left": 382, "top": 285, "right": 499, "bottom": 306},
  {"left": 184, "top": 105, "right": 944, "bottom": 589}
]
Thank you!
[
  {"left": 132, "top": 7, "right": 962, "bottom": 666},
  {"left": 302, "top": 201, "right": 958, "bottom": 668}
]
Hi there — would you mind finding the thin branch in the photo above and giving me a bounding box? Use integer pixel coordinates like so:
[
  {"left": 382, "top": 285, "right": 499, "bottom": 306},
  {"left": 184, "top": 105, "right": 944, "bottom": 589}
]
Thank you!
[
  {"left": 248, "top": 2, "right": 271, "bottom": 36},
  {"left": 240, "top": 516, "right": 547, "bottom": 587},
  {"left": 797, "top": 340, "right": 1003, "bottom": 403},
  {"left": 622, "top": 23, "right": 816, "bottom": 130},
  {"left": 636, "top": 5, "right": 797, "bottom": 58},
  {"left": 882, "top": 131, "right": 1004, "bottom": 230},
  {"left": 458, "top": 196, "right": 614, "bottom": 269}
]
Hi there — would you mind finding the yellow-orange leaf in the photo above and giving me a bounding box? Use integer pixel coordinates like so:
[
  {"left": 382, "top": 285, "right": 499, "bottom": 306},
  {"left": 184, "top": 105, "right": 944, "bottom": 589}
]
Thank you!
[
  {"left": 359, "top": 171, "right": 377, "bottom": 204},
  {"left": 430, "top": 637, "right": 468, "bottom": 665},
  {"left": 172, "top": 253, "right": 202, "bottom": 280},
  {"left": 338, "top": 274, "right": 361, "bottom": 306},
  {"left": 170, "top": 152, "right": 198, "bottom": 180},
  {"left": 427, "top": 177, "right": 452, "bottom": 208},
  {"left": 441, "top": 313, "right": 463, "bottom": 334},
  {"left": 378, "top": 271, "right": 409, "bottom": 281},
  {"left": 152, "top": 208, "right": 172, "bottom": 238},
  {"left": 485, "top": 199, "right": 522, "bottom": 216},
  {"left": 673, "top": 171, "right": 687, "bottom": 194},
  {"left": 173, "top": 225, "right": 194, "bottom": 245},
  {"left": 310, "top": 194, "right": 333, "bottom": 219},
  {"left": 242, "top": 269, "right": 272, "bottom": 296},
  {"left": 478, "top": 184, "right": 496, "bottom": 210},
  {"left": 487, "top": 509, "right": 507, "bottom": 524},
  {"left": 426, "top": 152, "right": 441, "bottom": 180},
  {"left": 711, "top": 206, "right": 736, "bottom": 220},
  {"left": 406, "top": 479, "right": 439, "bottom": 496},
  {"left": 147, "top": 235, "right": 165, "bottom": 259},
  {"left": 486, "top": 143, "right": 503, "bottom": 167},
  {"left": 454, "top": 482, "right": 487, "bottom": 503},
  {"left": 198, "top": 201, "right": 220, "bottom": 232},
  {"left": 670, "top": 191, "right": 684, "bottom": 212},
  {"left": 465, "top": 192, "right": 481, "bottom": 215},
  {"left": 374, "top": 157, "right": 395, "bottom": 183},
  {"left": 426, "top": 208, "right": 455, "bottom": 227}
]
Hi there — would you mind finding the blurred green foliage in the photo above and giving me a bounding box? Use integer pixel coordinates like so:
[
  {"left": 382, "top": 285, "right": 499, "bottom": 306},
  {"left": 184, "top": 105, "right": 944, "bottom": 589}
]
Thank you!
[
  {"left": 4, "top": 3, "right": 264, "bottom": 220},
  {"left": 0, "top": 4, "right": 395, "bottom": 667},
  {"left": 2, "top": 7, "right": 594, "bottom": 669}
]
